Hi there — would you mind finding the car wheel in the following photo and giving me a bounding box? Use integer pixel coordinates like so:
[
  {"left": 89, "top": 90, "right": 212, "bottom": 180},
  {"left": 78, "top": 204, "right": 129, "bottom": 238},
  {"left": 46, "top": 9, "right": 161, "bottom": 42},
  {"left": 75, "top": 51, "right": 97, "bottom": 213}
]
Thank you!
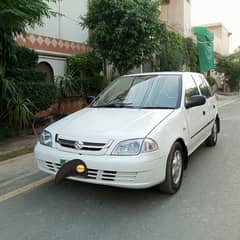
[
  {"left": 205, "top": 120, "right": 218, "bottom": 147},
  {"left": 158, "top": 142, "right": 184, "bottom": 194}
]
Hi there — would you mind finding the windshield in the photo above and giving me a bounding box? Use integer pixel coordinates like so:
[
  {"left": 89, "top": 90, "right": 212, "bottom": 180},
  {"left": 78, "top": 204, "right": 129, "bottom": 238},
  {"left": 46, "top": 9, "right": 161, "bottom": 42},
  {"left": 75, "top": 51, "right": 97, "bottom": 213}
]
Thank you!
[{"left": 91, "top": 75, "right": 182, "bottom": 109}]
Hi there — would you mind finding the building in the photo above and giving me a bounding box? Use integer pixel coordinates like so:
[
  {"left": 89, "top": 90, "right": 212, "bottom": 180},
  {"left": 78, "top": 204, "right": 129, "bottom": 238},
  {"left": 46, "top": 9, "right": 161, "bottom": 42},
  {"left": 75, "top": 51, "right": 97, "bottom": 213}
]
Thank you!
[
  {"left": 17, "top": 0, "right": 89, "bottom": 81},
  {"left": 195, "top": 23, "right": 231, "bottom": 56},
  {"left": 233, "top": 47, "right": 240, "bottom": 54},
  {"left": 160, "top": 0, "right": 192, "bottom": 38}
]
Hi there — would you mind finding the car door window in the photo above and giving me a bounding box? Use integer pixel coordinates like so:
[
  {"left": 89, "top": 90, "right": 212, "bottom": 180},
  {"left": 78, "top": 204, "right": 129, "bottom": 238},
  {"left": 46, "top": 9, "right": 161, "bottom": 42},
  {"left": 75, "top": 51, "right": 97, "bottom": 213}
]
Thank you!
[
  {"left": 200, "top": 75, "right": 213, "bottom": 98},
  {"left": 185, "top": 76, "right": 200, "bottom": 102}
]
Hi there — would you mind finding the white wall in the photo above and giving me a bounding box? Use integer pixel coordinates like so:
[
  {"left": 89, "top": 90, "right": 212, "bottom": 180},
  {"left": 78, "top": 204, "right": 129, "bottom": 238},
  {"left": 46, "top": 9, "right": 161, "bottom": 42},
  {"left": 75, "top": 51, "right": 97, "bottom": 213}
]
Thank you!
[
  {"left": 38, "top": 55, "right": 66, "bottom": 78},
  {"left": 32, "top": 0, "right": 88, "bottom": 43},
  {"left": 208, "top": 25, "right": 230, "bottom": 55},
  {"left": 160, "top": 0, "right": 191, "bottom": 37}
]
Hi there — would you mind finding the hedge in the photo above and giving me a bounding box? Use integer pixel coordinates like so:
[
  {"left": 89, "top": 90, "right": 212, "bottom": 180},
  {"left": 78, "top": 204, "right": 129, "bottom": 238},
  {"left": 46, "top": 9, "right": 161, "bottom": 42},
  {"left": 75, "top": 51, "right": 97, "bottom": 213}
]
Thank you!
[
  {"left": 66, "top": 53, "right": 104, "bottom": 94},
  {"left": 17, "top": 82, "right": 58, "bottom": 114}
]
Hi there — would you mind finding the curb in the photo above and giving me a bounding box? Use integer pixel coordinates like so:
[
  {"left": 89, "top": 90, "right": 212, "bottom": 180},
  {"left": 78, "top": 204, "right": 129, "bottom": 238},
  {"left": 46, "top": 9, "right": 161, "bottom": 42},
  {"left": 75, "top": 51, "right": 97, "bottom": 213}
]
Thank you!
[{"left": 0, "top": 147, "right": 34, "bottom": 162}]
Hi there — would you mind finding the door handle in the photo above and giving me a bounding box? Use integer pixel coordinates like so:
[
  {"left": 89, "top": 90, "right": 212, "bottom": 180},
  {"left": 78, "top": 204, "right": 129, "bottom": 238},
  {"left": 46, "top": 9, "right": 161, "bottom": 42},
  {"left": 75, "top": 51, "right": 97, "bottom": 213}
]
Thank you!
[
  {"left": 213, "top": 105, "right": 216, "bottom": 109},
  {"left": 203, "top": 111, "right": 206, "bottom": 116}
]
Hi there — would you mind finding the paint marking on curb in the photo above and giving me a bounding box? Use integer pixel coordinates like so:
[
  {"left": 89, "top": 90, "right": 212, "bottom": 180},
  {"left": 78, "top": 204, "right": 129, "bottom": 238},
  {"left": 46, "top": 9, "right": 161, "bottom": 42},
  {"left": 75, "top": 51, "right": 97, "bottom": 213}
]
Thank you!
[{"left": 0, "top": 176, "right": 54, "bottom": 203}]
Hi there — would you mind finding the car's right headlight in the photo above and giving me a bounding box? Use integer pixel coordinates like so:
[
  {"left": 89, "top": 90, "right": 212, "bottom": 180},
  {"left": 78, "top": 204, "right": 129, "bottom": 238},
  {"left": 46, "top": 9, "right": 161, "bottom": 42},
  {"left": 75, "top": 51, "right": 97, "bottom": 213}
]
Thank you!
[
  {"left": 112, "top": 138, "right": 158, "bottom": 156},
  {"left": 39, "top": 130, "right": 52, "bottom": 147}
]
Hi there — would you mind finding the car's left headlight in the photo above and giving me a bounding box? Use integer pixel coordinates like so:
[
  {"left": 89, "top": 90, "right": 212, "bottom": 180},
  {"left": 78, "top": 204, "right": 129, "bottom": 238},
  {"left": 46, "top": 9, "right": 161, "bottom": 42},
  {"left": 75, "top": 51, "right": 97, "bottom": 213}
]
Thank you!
[
  {"left": 112, "top": 138, "right": 158, "bottom": 156},
  {"left": 39, "top": 130, "right": 52, "bottom": 147}
]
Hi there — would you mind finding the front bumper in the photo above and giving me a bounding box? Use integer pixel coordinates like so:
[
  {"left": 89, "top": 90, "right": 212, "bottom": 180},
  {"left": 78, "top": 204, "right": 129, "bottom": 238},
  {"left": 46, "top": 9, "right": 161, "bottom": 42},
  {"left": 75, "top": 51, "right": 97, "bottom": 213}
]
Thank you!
[{"left": 34, "top": 143, "right": 167, "bottom": 189}]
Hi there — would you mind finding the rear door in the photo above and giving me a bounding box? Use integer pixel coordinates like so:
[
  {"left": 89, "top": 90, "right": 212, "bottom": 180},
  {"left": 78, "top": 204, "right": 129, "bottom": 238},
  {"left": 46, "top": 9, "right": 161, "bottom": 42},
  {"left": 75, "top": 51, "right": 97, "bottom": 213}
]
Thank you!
[
  {"left": 194, "top": 74, "right": 215, "bottom": 136},
  {"left": 199, "top": 74, "right": 217, "bottom": 122}
]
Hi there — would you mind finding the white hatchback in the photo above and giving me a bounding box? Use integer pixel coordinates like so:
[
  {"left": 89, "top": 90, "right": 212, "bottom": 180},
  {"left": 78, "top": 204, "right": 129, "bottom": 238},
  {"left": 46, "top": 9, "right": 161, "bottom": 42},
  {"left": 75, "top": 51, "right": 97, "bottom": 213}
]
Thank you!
[{"left": 35, "top": 72, "right": 220, "bottom": 194}]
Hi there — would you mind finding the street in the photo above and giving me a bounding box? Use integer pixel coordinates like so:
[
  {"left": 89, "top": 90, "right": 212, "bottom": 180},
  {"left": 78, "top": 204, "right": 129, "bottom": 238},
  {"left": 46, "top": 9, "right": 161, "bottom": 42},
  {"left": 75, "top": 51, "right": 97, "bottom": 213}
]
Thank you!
[{"left": 0, "top": 98, "right": 240, "bottom": 240}]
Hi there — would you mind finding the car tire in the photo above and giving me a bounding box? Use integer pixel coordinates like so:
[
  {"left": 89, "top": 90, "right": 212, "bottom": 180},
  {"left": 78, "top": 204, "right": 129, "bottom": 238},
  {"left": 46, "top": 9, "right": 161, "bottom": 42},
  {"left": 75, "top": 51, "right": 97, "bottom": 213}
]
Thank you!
[
  {"left": 205, "top": 120, "right": 218, "bottom": 147},
  {"left": 158, "top": 142, "right": 184, "bottom": 194}
]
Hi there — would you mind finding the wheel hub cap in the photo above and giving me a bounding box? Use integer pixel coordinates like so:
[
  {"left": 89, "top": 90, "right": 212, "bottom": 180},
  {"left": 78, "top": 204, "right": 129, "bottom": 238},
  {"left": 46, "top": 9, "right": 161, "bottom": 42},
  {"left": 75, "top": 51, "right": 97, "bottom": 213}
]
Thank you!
[
  {"left": 213, "top": 122, "right": 217, "bottom": 142},
  {"left": 172, "top": 150, "right": 183, "bottom": 185}
]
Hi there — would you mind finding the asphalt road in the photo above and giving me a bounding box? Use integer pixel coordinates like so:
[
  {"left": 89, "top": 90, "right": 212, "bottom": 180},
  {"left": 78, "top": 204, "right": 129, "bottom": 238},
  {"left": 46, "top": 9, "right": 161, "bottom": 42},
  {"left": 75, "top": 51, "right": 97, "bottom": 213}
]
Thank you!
[{"left": 0, "top": 98, "right": 240, "bottom": 240}]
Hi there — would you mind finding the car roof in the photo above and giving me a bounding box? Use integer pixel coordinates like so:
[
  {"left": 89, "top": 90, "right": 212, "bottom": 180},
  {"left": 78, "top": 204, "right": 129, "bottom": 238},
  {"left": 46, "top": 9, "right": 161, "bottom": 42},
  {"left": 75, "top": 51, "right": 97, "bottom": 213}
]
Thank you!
[{"left": 124, "top": 72, "right": 200, "bottom": 77}]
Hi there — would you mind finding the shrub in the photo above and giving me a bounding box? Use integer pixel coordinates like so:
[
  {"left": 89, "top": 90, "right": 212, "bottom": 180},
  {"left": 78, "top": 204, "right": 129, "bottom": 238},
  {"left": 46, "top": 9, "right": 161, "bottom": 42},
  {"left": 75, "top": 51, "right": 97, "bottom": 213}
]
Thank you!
[
  {"left": 6, "top": 46, "right": 46, "bottom": 83},
  {"left": 17, "top": 82, "right": 58, "bottom": 114},
  {"left": 6, "top": 46, "right": 58, "bottom": 114},
  {"left": 183, "top": 38, "right": 198, "bottom": 72},
  {"left": 206, "top": 76, "right": 216, "bottom": 87},
  {"left": 0, "top": 122, "right": 12, "bottom": 140},
  {"left": 158, "top": 27, "right": 184, "bottom": 71},
  {"left": 156, "top": 25, "right": 198, "bottom": 72},
  {"left": 65, "top": 53, "right": 104, "bottom": 96}
]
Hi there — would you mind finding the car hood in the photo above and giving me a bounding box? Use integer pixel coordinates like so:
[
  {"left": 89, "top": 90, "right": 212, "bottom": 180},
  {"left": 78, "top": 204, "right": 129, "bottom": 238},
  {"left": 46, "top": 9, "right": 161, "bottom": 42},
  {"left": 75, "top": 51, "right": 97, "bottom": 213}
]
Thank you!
[{"left": 47, "top": 107, "right": 174, "bottom": 140}]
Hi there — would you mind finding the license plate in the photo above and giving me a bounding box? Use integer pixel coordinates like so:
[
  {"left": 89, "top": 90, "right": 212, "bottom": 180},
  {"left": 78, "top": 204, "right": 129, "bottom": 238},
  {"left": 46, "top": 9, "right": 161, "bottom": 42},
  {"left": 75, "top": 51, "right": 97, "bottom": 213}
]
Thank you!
[{"left": 60, "top": 159, "right": 67, "bottom": 166}]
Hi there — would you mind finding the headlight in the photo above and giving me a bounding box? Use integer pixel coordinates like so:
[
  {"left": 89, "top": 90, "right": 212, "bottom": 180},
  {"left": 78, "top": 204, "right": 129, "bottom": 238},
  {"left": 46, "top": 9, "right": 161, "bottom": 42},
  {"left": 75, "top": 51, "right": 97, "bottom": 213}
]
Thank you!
[
  {"left": 112, "top": 139, "right": 142, "bottom": 156},
  {"left": 39, "top": 130, "right": 52, "bottom": 147},
  {"left": 112, "top": 138, "right": 158, "bottom": 156}
]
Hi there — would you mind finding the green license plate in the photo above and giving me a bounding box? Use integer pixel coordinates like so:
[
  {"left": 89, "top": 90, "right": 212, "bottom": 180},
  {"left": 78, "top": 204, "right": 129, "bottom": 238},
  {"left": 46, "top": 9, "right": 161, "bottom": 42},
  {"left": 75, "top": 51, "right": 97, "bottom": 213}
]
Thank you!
[{"left": 60, "top": 159, "right": 67, "bottom": 166}]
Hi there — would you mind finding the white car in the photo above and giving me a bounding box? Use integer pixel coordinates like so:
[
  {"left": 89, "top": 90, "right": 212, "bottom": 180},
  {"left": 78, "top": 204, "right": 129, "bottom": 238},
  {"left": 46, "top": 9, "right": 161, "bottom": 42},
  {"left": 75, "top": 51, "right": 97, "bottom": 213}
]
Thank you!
[{"left": 34, "top": 72, "right": 220, "bottom": 194}]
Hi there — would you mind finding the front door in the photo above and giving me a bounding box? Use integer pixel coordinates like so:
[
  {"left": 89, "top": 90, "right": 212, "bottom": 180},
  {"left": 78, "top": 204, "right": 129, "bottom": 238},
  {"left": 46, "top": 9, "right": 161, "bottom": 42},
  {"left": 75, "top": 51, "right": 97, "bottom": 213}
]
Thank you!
[{"left": 183, "top": 74, "right": 208, "bottom": 153}]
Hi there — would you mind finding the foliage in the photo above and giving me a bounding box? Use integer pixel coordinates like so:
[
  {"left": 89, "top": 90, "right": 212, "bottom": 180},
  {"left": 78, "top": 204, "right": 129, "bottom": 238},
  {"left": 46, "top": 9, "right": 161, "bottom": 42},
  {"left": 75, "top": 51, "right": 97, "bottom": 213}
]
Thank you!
[
  {"left": 17, "top": 82, "right": 58, "bottom": 113},
  {"left": 216, "top": 55, "right": 240, "bottom": 91},
  {"left": 5, "top": 46, "right": 58, "bottom": 114},
  {"left": 0, "top": 0, "right": 55, "bottom": 35},
  {"left": 161, "top": 0, "right": 170, "bottom": 3},
  {"left": 67, "top": 53, "right": 104, "bottom": 93},
  {"left": 7, "top": 91, "right": 33, "bottom": 129},
  {"left": 0, "top": 122, "right": 12, "bottom": 141},
  {"left": 10, "top": 46, "right": 39, "bottom": 68},
  {"left": 155, "top": 26, "right": 198, "bottom": 72},
  {"left": 82, "top": 0, "right": 162, "bottom": 75},
  {"left": 0, "top": 0, "right": 56, "bottom": 129},
  {"left": 0, "top": 0, "right": 56, "bottom": 78},
  {"left": 0, "top": 78, "right": 33, "bottom": 129},
  {"left": 0, "top": 32, "right": 16, "bottom": 79},
  {"left": 206, "top": 76, "right": 216, "bottom": 87},
  {"left": 6, "top": 46, "right": 46, "bottom": 83},
  {"left": 56, "top": 73, "right": 81, "bottom": 98},
  {"left": 157, "top": 27, "right": 184, "bottom": 71},
  {"left": 183, "top": 38, "right": 198, "bottom": 72},
  {"left": 57, "top": 53, "right": 104, "bottom": 97}
]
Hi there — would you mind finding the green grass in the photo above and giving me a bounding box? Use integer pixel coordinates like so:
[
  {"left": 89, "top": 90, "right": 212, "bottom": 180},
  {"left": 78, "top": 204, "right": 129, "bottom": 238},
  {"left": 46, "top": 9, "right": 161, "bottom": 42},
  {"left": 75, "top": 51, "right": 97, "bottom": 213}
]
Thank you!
[{"left": 0, "top": 147, "right": 34, "bottom": 162}]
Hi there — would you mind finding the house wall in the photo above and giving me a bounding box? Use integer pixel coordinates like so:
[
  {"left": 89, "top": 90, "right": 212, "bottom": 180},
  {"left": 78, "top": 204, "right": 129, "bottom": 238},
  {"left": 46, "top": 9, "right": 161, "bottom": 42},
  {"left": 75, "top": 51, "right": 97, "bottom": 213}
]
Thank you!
[
  {"left": 160, "top": 0, "right": 192, "bottom": 37},
  {"left": 17, "top": 0, "right": 89, "bottom": 78},
  {"left": 202, "top": 24, "right": 231, "bottom": 56},
  {"left": 32, "top": 0, "right": 88, "bottom": 43}
]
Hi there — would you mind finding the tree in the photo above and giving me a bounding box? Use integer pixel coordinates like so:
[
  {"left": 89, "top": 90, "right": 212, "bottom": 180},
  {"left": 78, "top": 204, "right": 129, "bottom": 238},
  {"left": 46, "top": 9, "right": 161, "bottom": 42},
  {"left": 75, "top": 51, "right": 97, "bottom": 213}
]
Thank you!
[
  {"left": 82, "top": 0, "right": 163, "bottom": 75},
  {"left": 0, "top": 0, "right": 54, "bottom": 34},
  {"left": 0, "top": 0, "right": 55, "bottom": 76},
  {"left": 0, "top": 0, "right": 55, "bottom": 129},
  {"left": 216, "top": 55, "right": 240, "bottom": 91},
  {"left": 183, "top": 37, "right": 198, "bottom": 72},
  {"left": 158, "top": 28, "right": 184, "bottom": 71}
]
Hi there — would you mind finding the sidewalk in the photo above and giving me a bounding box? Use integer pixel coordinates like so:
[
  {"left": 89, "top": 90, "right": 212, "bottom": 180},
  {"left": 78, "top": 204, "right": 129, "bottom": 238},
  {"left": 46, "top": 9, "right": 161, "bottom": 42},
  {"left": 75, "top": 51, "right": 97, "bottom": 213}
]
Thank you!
[
  {"left": 0, "top": 135, "right": 37, "bottom": 161},
  {"left": 216, "top": 94, "right": 239, "bottom": 107}
]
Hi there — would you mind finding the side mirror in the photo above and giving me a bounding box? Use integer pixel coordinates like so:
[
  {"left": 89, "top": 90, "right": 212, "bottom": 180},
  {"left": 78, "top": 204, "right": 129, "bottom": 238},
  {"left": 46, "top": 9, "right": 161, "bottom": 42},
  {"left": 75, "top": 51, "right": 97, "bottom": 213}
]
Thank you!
[
  {"left": 86, "top": 96, "right": 95, "bottom": 104},
  {"left": 185, "top": 95, "right": 206, "bottom": 109}
]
